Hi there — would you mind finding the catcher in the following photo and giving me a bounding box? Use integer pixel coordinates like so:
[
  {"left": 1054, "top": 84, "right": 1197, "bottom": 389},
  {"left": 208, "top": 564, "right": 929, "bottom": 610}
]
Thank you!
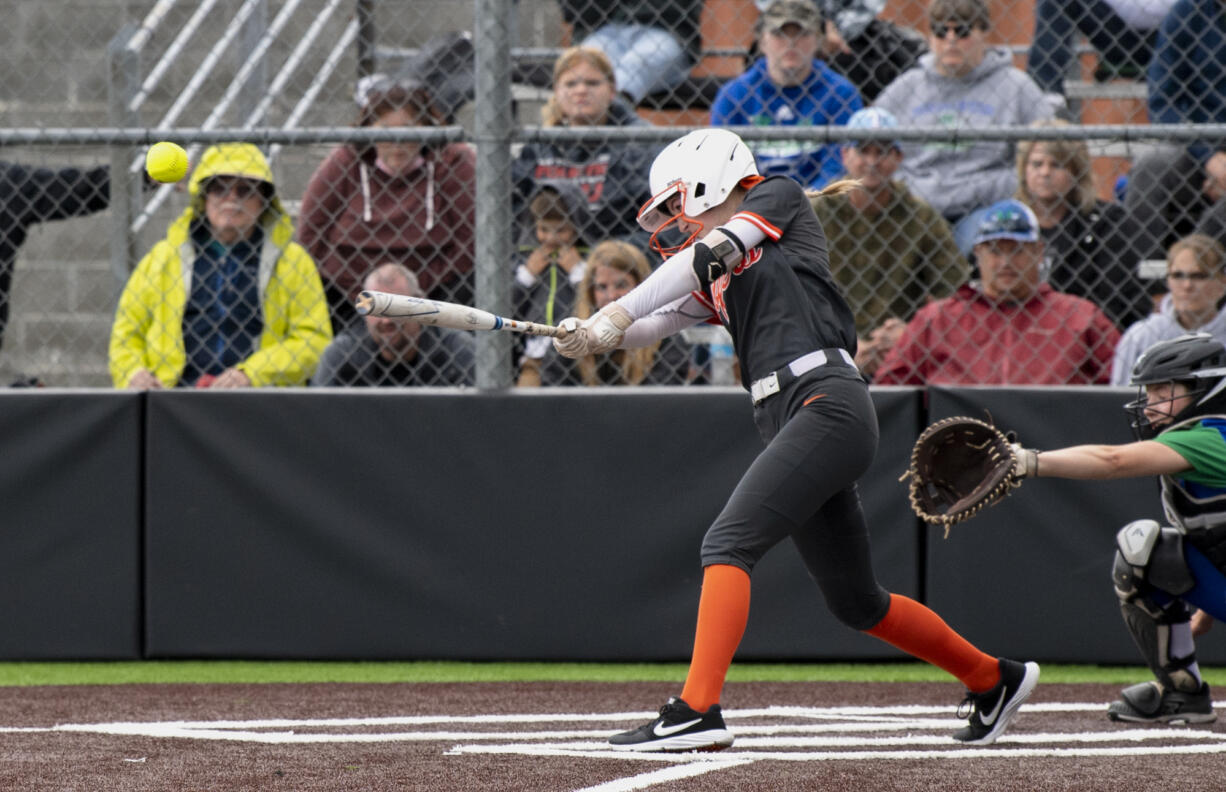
[{"left": 924, "top": 333, "right": 1226, "bottom": 724}]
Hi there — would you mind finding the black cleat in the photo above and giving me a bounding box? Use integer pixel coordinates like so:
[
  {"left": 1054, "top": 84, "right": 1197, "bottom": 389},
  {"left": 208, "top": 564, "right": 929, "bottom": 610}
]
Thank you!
[
  {"left": 952, "top": 658, "right": 1040, "bottom": 745},
  {"left": 1107, "top": 680, "right": 1216, "bottom": 724},
  {"left": 609, "top": 697, "right": 733, "bottom": 752}
]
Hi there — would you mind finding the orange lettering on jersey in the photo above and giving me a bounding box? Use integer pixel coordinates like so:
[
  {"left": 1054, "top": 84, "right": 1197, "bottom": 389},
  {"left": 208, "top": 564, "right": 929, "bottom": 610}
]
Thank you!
[{"left": 709, "top": 247, "right": 763, "bottom": 323}]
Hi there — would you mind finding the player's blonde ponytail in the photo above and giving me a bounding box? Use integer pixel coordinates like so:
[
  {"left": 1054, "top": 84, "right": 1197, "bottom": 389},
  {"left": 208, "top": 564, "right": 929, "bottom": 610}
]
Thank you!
[{"left": 805, "top": 179, "right": 862, "bottom": 202}]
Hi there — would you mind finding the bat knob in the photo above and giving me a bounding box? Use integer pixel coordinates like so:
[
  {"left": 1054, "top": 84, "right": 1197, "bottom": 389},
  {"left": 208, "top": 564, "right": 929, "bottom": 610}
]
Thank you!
[{"left": 555, "top": 317, "right": 581, "bottom": 338}]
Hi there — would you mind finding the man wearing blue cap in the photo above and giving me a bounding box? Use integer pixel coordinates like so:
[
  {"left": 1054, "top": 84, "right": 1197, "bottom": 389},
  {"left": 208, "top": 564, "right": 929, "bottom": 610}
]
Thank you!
[
  {"left": 810, "top": 107, "right": 967, "bottom": 378},
  {"left": 873, "top": 198, "right": 1120, "bottom": 385}
]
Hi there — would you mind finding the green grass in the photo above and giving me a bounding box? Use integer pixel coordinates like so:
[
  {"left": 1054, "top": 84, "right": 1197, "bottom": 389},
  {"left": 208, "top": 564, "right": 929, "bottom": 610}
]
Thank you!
[{"left": 0, "top": 660, "right": 1221, "bottom": 687}]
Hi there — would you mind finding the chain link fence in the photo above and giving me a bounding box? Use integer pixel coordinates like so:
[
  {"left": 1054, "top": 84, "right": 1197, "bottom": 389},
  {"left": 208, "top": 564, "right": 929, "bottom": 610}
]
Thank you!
[{"left": 0, "top": 0, "right": 1222, "bottom": 389}]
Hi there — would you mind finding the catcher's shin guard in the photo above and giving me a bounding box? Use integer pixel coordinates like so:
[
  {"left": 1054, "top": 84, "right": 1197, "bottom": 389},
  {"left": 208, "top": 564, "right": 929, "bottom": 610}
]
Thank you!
[
  {"left": 1118, "top": 600, "right": 1202, "bottom": 694},
  {"left": 1114, "top": 521, "right": 1202, "bottom": 693}
]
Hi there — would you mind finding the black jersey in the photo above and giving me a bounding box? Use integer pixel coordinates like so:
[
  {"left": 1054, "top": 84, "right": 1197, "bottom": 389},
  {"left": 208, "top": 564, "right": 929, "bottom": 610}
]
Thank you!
[{"left": 691, "top": 176, "right": 857, "bottom": 384}]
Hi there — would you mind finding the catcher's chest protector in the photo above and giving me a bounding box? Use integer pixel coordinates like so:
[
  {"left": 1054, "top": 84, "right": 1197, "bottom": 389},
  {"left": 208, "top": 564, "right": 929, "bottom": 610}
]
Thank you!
[{"left": 1158, "top": 415, "right": 1226, "bottom": 535}]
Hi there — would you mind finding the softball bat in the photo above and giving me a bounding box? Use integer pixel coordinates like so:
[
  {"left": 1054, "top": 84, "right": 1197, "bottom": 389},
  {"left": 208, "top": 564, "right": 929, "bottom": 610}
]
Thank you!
[{"left": 355, "top": 291, "right": 570, "bottom": 338}]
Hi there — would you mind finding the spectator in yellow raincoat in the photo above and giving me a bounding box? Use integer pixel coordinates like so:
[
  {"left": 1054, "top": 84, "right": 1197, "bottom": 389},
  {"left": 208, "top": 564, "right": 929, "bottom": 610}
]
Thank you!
[{"left": 109, "top": 143, "right": 331, "bottom": 389}]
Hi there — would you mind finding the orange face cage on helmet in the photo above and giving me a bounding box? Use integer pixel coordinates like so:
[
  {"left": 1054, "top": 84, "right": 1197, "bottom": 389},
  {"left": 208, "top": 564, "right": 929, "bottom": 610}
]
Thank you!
[{"left": 638, "top": 182, "right": 704, "bottom": 258}]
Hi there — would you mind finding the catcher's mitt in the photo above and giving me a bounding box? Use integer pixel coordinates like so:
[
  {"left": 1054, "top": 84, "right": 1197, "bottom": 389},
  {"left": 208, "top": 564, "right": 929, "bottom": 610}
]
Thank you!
[{"left": 901, "top": 416, "right": 1026, "bottom": 535}]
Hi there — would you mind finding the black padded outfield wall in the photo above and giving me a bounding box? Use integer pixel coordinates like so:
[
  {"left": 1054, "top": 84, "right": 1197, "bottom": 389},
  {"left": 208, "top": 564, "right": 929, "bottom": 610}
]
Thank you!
[
  {"left": 0, "top": 391, "right": 142, "bottom": 659},
  {"left": 143, "top": 387, "right": 921, "bottom": 660},
  {"left": 925, "top": 386, "right": 1226, "bottom": 664},
  {"left": 4, "top": 387, "right": 1222, "bottom": 663}
]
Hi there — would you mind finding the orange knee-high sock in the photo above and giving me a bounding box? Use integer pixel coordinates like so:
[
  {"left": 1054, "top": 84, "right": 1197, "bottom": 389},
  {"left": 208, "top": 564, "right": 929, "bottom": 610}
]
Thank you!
[
  {"left": 865, "top": 593, "right": 1000, "bottom": 692},
  {"left": 679, "top": 564, "right": 751, "bottom": 712}
]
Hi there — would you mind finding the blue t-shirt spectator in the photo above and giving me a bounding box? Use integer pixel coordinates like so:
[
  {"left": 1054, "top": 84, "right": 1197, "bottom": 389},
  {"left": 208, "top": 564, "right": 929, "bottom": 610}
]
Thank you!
[{"left": 711, "top": 56, "right": 863, "bottom": 189}]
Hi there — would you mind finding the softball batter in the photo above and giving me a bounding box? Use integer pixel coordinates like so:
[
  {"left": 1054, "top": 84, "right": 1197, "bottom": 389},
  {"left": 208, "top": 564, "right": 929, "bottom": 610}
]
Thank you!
[{"left": 553, "top": 128, "right": 1038, "bottom": 751}]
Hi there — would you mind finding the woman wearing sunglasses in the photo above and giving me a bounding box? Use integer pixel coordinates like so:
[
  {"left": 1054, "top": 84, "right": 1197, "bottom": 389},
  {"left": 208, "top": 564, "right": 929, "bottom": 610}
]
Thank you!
[
  {"left": 873, "top": 0, "right": 1064, "bottom": 253},
  {"left": 1112, "top": 235, "right": 1226, "bottom": 385}
]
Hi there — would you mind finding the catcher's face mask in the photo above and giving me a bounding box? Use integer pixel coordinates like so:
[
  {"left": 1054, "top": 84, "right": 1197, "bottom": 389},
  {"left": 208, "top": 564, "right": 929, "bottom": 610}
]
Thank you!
[{"left": 1126, "top": 381, "right": 1198, "bottom": 439}]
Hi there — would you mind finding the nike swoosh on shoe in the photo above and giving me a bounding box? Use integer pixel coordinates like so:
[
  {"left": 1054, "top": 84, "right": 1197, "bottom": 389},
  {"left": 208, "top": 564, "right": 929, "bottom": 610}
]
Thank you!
[
  {"left": 653, "top": 718, "right": 702, "bottom": 737},
  {"left": 979, "top": 689, "right": 1006, "bottom": 726}
]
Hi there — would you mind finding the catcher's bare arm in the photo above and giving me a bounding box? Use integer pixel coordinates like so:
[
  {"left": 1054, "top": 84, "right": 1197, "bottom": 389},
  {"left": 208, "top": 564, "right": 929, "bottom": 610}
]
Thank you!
[
  {"left": 1020, "top": 442, "right": 1190, "bottom": 480},
  {"left": 355, "top": 291, "right": 570, "bottom": 338}
]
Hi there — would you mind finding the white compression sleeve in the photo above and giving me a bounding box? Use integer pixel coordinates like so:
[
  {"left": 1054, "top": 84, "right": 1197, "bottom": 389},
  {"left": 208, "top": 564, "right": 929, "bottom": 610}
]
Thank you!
[
  {"left": 621, "top": 294, "right": 711, "bottom": 348},
  {"left": 618, "top": 245, "right": 698, "bottom": 320}
]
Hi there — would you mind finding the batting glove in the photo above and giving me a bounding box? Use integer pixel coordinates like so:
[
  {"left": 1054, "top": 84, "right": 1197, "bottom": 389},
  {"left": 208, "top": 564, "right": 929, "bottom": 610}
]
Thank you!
[
  {"left": 1011, "top": 443, "right": 1039, "bottom": 479},
  {"left": 552, "top": 317, "right": 590, "bottom": 358},
  {"left": 583, "top": 302, "right": 634, "bottom": 354}
]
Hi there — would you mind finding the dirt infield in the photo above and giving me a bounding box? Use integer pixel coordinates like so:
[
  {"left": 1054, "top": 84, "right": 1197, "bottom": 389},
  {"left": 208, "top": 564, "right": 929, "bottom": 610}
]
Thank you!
[{"left": 1, "top": 680, "right": 1224, "bottom": 791}]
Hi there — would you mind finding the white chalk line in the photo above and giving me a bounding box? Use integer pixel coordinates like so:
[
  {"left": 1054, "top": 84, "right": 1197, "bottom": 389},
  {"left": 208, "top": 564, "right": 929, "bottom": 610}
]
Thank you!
[
  {"left": 15, "top": 700, "right": 1192, "bottom": 737},
  {"left": 460, "top": 741, "right": 1226, "bottom": 762},
  {"left": 6, "top": 703, "right": 1224, "bottom": 748},
  {"left": 14, "top": 700, "right": 1213, "bottom": 737},
  {"left": 569, "top": 759, "right": 756, "bottom": 792},
  {"left": 2, "top": 701, "right": 1218, "bottom": 749},
  {"left": 4, "top": 706, "right": 1216, "bottom": 740}
]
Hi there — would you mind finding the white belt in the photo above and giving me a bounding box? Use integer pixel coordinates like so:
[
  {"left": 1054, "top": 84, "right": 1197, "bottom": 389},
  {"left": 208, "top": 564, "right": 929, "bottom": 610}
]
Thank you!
[{"left": 749, "top": 348, "right": 855, "bottom": 405}]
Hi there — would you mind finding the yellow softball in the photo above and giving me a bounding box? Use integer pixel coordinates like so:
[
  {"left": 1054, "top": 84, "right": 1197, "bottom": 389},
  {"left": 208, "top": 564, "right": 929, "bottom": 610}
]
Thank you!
[{"left": 145, "top": 141, "right": 189, "bottom": 183}]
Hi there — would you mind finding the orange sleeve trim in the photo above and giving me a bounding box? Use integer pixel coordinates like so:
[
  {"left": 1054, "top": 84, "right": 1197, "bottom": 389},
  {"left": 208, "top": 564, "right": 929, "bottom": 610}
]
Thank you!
[{"left": 731, "top": 211, "right": 783, "bottom": 240}]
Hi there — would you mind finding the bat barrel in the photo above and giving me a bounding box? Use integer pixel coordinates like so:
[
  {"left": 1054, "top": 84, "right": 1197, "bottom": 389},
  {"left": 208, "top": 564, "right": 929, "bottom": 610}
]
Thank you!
[{"left": 353, "top": 289, "right": 567, "bottom": 337}]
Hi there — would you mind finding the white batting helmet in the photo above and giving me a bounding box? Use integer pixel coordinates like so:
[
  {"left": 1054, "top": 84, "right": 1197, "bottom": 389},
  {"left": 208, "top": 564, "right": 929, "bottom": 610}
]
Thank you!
[{"left": 636, "top": 128, "right": 758, "bottom": 233}]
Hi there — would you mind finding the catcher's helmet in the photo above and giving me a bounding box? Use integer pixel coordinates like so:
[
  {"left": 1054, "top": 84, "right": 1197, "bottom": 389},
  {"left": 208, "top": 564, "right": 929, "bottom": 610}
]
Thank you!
[
  {"left": 636, "top": 128, "right": 758, "bottom": 255},
  {"left": 1125, "top": 333, "right": 1226, "bottom": 439}
]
